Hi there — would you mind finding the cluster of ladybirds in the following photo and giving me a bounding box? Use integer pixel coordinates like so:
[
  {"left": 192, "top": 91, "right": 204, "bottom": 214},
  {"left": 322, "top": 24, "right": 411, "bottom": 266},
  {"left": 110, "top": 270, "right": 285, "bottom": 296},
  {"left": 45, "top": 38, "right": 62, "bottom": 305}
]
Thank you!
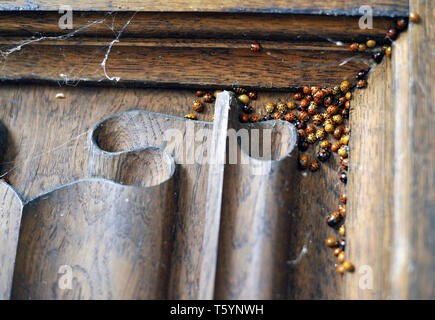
[
  {"left": 349, "top": 13, "right": 419, "bottom": 63},
  {"left": 184, "top": 12, "right": 420, "bottom": 276}
]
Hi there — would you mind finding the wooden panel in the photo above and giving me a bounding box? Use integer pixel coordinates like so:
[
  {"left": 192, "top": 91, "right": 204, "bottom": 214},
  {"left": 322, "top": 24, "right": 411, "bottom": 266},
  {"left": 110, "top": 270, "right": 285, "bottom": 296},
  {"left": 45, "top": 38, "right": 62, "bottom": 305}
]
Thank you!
[
  {"left": 344, "top": 56, "right": 393, "bottom": 299},
  {"left": 0, "top": 12, "right": 396, "bottom": 42},
  {"left": 344, "top": 0, "right": 434, "bottom": 299},
  {"left": 13, "top": 176, "right": 176, "bottom": 299},
  {"left": 0, "top": 41, "right": 372, "bottom": 89},
  {"left": 405, "top": 0, "right": 434, "bottom": 299},
  {"left": 215, "top": 110, "right": 297, "bottom": 299},
  {"left": 0, "top": 0, "right": 408, "bottom": 16},
  {"left": 0, "top": 83, "right": 348, "bottom": 299},
  {"left": 0, "top": 182, "right": 23, "bottom": 299}
]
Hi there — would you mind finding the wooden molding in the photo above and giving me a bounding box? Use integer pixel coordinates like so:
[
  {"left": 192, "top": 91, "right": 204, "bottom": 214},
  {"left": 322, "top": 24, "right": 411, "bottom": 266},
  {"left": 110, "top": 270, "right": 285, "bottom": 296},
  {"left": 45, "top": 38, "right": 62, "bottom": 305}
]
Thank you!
[{"left": 0, "top": 0, "right": 408, "bottom": 17}]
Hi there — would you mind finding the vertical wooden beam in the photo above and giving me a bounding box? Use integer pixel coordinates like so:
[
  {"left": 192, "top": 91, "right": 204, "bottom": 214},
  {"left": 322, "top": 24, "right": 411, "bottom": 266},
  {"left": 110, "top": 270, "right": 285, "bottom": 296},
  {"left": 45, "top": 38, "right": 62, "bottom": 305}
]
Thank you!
[
  {"left": 198, "top": 91, "right": 231, "bottom": 299},
  {"left": 345, "top": 0, "right": 434, "bottom": 299},
  {"left": 399, "top": 0, "right": 434, "bottom": 299}
]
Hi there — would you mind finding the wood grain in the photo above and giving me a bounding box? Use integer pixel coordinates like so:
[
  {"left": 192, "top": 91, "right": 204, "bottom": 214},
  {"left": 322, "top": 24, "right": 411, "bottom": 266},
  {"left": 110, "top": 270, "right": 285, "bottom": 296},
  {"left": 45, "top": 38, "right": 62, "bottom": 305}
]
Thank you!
[
  {"left": 0, "top": 181, "right": 23, "bottom": 299},
  {"left": 198, "top": 91, "right": 231, "bottom": 299},
  {"left": 0, "top": 0, "right": 408, "bottom": 16},
  {"left": 0, "top": 83, "right": 344, "bottom": 299},
  {"left": 215, "top": 104, "right": 298, "bottom": 299},
  {"left": 0, "top": 41, "right": 373, "bottom": 89},
  {"left": 0, "top": 12, "right": 396, "bottom": 42},
  {"left": 12, "top": 173, "right": 176, "bottom": 299},
  {"left": 343, "top": 56, "right": 393, "bottom": 299},
  {"left": 405, "top": 0, "right": 435, "bottom": 300},
  {"left": 344, "top": 0, "right": 434, "bottom": 299}
]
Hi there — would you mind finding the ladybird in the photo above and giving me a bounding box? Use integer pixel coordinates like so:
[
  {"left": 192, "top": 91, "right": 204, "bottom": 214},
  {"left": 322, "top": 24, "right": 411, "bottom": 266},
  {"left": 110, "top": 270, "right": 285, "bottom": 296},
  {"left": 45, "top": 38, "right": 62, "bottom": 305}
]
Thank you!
[
  {"left": 307, "top": 133, "right": 317, "bottom": 144},
  {"left": 340, "top": 135, "right": 350, "bottom": 145},
  {"left": 241, "top": 104, "right": 254, "bottom": 114},
  {"left": 387, "top": 28, "right": 398, "bottom": 40},
  {"left": 333, "top": 126, "right": 344, "bottom": 139},
  {"left": 311, "top": 86, "right": 320, "bottom": 95},
  {"left": 343, "top": 261, "right": 354, "bottom": 272},
  {"left": 306, "top": 124, "right": 316, "bottom": 134},
  {"left": 295, "top": 120, "right": 306, "bottom": 130},
  {"left": 338, "top": 146, "right": 349, "bottom": 158},
  {"left": 340, "top": 81, "right": 351, "bottom": 93},
  {"left": 326, "top": 212, "right": 342, "bottom": 227},
  {"left": 326, "top": 105, "right": 339, "bottom": 115},
  {"left": 314, "top": 90, "right": 325, "bottom": 99},
  {"left": 337, "top": 264, "right": 345, "bottom": 275},
  {"left": 334, "top": 247, "right": 342, "bottom": 256},
  {"left": 358, "top": 43, "right": 367, "bottom": 52},
  {"left": 184, "top": 113, "right": 197, "bottom": 120},
  {"left": 356, "top": 69, "right": 369, "bottom": 80},
  {"left": 293, "top": 92, "right": 303, "bottom": 100},
  {"left": 307, "top": 104, "right": 317, "bottom": 115},
  {"left": 409, "top": 12, "right": 420, "bottom": 23},
  {"left": 322, "top": 112, "right": 332, "bottom": 121},
  {"left": 343, "top": 126, "right": 351, "bottom": 135},
  {"left": 316, "top": 129, "right": 326, "bottom": 140},
  {"left": 372, "top": 52, "right": 385, "bottom": 64},
  {"left": 385, "top": 46, "right": 392, "bottom": 57},
  {"left": 349, "top": 43, "right": 358, "bottom": 52},
  {"left": 309, "top": 161, "right": 320, "bottom": 172},
  {"left": 203, "top": 93, "right": 214, "bottom": 103},
  {"left": 248, "top": 91, "right": 257, "bottom": 100},
  {"left": 298, "top": 129, "right": 307, "bottom": 141},
  {"left": 324, "top": 123, "right": 335, "bottom": 134},
  {"left": 263, "top": 114, "right": 273, "bottom": 121},
  {"left": 339, "top": 225, "right": 345, "bottom": 237},
  {"left": 324, "top": 96, "right": 333, "bottom": 106},
  {"left": 317, "top": 149, "right": 331, "bottom": 162},
  {"left": 331, "top": 142, "right": 340, "bottom": 152},
  {"left": 312, "top": 114, "right": 323, "bottom": 125},
  {"left": 298, "top": 111, "right": 309, "bottom": 122},
  {"left": 235, "top": 88, "right": 247, "bottom": 94},
  {"left": 303, "top": 86, "right": 311, "bottom": 95},
  {"left": 338, "top": 205, "right": 347, "bottom": 217},
  {"left": 337, "top": 100, "right": 345, "bottom": 109},
  {"left": 284, "top": 113, "right": 296, "bottom": 122},
  {"left": 238, "top": 94, "right": 250, "bottom": 105},
  {"left": 195, "top": 90, "right": 205, "bottom": 97},
  {"left": 338, "top": 251, "right": 345, "bottom": 263},
  {"left": 341, "top": 108, "right": 350, "bottom": 119},
  {"left": 273, "top": 112, "right": 282, "bottom": 120},
  {"left": 357, "top": 79, "right": 368, "bottom": 88},
  {"left": 249, "top": 115, "right": 259, "bottom": 123},
  {"left": 320, "top": 140, "right": 331, "bottom": 149},
  {"left": 332, "top": 114, "right": 343, "bottom": 125},
  {"left": 277, "top": 102, "right": 287, "bottom": 113},
  {"left": 366, "top": 39, "right": 376, "bottom": 48},
  {"left": 339, "top": 172, "right": 347, "bottom": 184},
  {"left": 265, "top": 102, "right": 275, "bottom": 113},
  {"left": 338, "top": 239, "right": 346, "bottom": 250},
  {"left": 326, "top": 237, "right": 338, "bottom": 248},
  {"left": 340, "top": 193, "right": 347, "bottom": 204},
  {"left": 287, "top": 101, "right": 296, "bottom": 110},
  {"left": 250, "top": 43, "right": 263, "bottom": 52},
  {"left": 341, "top": 159, "right": 349, "bottom": 171},
  {"left": 193, "top": 100, "right": 204, "bottom": 112},
  {"left": 298, "top": 154, "right": 309, "bottom": 169},
  {"left": 239, "top": 113, "right": 249, "bottom": 123},
  {"left": 300, "top": 98, "right": 309, "bottom": 108},
  {"left": 298, "top": 141, "right": 309, "bottom": 152}
]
